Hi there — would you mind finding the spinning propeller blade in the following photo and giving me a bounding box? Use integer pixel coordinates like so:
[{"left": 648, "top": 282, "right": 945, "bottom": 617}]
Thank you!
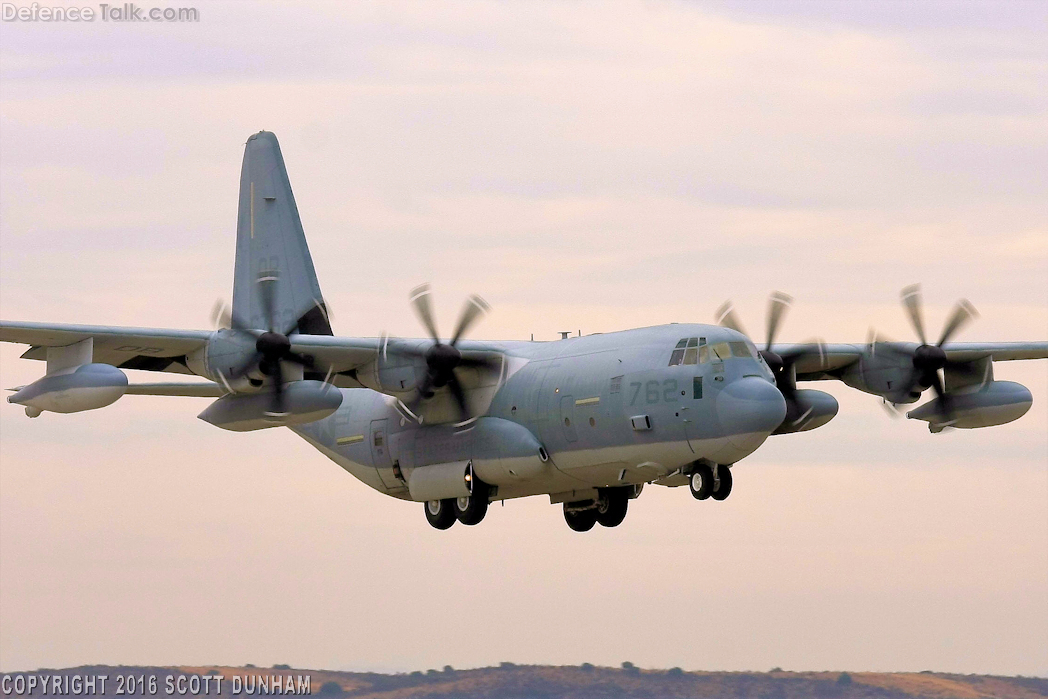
[
  {"left": 938, "top": 299, "right": 978, "bottom": 346},
  {"left": 895, "top": 285, "right": 979, "bottom": 427},
  {"left": 765, "top": 291, "right": 792, "bottom": 351},
  {"left": 215, "top": 271, "right": 325, "bottom": 418},
  {"left": 410, "top": 283, "right": 441, "bottom": 343},
  {"left": 396, "top": 285, "right": 499, "bottom": 422},
  {"left": 715, "top": 292, "right": 825, "bottom": 429},
  {"left": 714, "top": 301, "right": 747, "bottom": 337},
  {"left": 901, "top": 284, "right": 928, "bottom": 345}
]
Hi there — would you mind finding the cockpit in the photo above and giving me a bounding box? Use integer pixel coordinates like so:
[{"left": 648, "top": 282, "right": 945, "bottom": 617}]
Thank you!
[{"left": 668, "top": 336, "right": 758, "bottom": 366}]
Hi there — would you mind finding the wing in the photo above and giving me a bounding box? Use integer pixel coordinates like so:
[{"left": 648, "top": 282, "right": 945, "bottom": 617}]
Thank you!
[
  {"left": 769, "top": 343, "right": 863, "bottom": 378},
  {"left": 1, "top": 320, "right": 212, "bottom": 375},
  {"left": 285, "top": 334, "right": 383, "bottom": 374},
  {"left": 287, "top": 336, "right": 506, "bottom": 369},
  {"left": 941, "top": 341, "right": 1048, "bottom": 362},
  {"left": 771, "top": 341, "right": 1048, "bottom": 382}
]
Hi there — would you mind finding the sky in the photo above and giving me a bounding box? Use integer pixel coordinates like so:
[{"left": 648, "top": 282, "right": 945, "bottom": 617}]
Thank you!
[{"left": 1, "top": 0, "right": 1046, "bottom": 677}]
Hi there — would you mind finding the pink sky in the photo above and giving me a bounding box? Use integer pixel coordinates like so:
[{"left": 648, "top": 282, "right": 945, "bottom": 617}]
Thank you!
[{"left": 1, "top": 0, "right": 1045, "bottom": 676}]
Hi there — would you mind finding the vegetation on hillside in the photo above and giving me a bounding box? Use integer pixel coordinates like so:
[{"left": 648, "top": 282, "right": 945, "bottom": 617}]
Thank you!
[{"left": 4, "top": 664, "right": 1045, "bottom": 699}]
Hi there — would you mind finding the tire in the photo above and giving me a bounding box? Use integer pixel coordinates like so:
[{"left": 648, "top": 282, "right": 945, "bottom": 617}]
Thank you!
[
  {"left": 710, "top": 466, "right": 733, "bottom": 501},
  {"left": 596, "top": 488, "right": 629, "bottom": 527},
  {"left": 563, "top": 503, "right": 598, "bottom": 532},
  {"left": 454, "top": 482, "right": 489, "bottom": 525},
  {"left": 689, "top": 463, "right": 714, "bottom": 500},
  {"left": 425, "top": 499, "right": 456, "bottom": 530}
]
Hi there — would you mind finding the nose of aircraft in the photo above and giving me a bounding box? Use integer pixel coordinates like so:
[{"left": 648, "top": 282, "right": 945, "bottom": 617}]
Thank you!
[{"left": 716, "top": 376, "right": 787, "bottom": 452}]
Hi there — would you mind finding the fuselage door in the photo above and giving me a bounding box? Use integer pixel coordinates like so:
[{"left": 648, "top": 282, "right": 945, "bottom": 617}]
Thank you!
[{"left": 370, "top": 418, "right": 402, "bottom": 489}]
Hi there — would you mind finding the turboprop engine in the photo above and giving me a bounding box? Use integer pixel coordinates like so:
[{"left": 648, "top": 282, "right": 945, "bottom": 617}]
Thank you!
[
  {"left": 198, "top": 380, "right": 342, "bottom": 432},
  {"left": 906, "top": 380, "right": 1032, "bottom": 433},
  {"left": 8, "top": 363, "right": 127, "bottom": 417}
]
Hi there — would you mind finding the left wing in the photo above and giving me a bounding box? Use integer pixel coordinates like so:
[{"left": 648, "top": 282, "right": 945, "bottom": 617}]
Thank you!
[
  {"left": 770, "top": 341, "right": 1048, "bottom": 380},
  {"left": 1, "top": 321, "right": 212, "bottom": 375}
]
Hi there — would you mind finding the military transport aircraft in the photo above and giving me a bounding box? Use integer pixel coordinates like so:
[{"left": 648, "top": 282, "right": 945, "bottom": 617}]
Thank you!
[{"left": 3, "top": 132, "right": 1045, "bottom": 531}]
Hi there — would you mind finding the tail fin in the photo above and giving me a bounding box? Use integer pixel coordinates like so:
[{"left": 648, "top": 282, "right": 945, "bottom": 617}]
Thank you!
[{"left": 232, "top": 131, "right": 331, "bottom": 335}]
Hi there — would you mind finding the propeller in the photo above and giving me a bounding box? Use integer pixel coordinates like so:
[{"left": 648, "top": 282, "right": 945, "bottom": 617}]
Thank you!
[
  {"left": 220, "top": 271, "right": 323, "bottom": 417},
  {"left": 716, "top": 292, "right": 827, "bottom": 427},
  {"left": 392, "top": 284, "right": 501, "bottom": 422},
  {"left": 897, "top": 284, "right": 978, "bottom": 423}
]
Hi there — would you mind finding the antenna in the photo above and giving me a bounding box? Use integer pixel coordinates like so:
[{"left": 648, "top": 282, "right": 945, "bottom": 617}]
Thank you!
[{"left": 559, "top": 331, "right": 570, "bottom": 340}]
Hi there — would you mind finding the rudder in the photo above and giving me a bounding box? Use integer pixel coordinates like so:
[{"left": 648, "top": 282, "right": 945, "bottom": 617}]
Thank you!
[{"left": 232, "top": 131, "right": 331, "bottom": 335}]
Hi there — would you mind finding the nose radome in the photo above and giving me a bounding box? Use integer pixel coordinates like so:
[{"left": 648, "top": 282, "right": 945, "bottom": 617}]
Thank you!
[{"left": 716, "top": 377, "right": 787, "bottom": 450}]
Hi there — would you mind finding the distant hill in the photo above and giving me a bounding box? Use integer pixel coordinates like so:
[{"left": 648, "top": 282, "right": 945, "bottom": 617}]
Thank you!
[{"left": 3, "top": 664, "right": 1046, "bottom": 699}]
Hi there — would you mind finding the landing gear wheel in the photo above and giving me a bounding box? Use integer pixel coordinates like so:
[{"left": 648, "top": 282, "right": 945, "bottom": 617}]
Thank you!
[
  {"left": 689, "top": 463, "right": 714, "bottom": 500},
  {"left": 425, "top": 499, "right": 456, "bottom": 530},
  {"left": 595, "top": 488, "right": 629, "bottom": 527},
  {"left": 710, "top": 466, "right": 733, "bottom": 501},
  {"left": 563, "top": 503, "right": 598, "bottom": 532},
  {"left": 454, "top": 481, "right": 489, "bottom": 525}
]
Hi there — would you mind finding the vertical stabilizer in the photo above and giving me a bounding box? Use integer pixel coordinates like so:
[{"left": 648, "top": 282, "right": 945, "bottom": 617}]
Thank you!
[{"left": 232, "top": 131, "right": 331, "bottom": 335}]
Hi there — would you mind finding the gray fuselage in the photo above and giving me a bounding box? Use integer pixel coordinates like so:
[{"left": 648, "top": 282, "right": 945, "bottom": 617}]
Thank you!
[{"left": 294, "top": 323, "right": 787, "bottom": 503}]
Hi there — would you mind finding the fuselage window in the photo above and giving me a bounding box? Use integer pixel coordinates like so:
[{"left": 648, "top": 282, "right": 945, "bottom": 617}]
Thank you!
[{"left": 693, "top": 376, "right": 703, "bottom": 399}]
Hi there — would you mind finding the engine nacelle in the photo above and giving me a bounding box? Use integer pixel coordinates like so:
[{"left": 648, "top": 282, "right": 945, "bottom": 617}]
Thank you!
[
  {"left": 198, "top": 380, "right": 342, "bottom": 432},
  {"left": 773, "top": 389, "right": 839, "bottom": 434},
  {"left": 8, "top": 364, "right": 127, "bottom": 416},
  {"left": 907, "top": 380, "right": 1032, "bottom": 432}
]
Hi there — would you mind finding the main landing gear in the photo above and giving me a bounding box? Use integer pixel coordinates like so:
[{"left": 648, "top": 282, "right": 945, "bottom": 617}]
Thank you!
[
  {"left": 563, "top": 487, "right": 630, "bottom": 532},
  {"left": 688, "top": 463, "right": 733, "bottom": 501},
  {"left": 424, "top": 482, "right": 491, "bottom": 529}
]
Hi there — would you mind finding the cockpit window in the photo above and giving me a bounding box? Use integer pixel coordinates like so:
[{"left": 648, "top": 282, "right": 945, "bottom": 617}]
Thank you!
[
  {"left": 668, "top": 339, "right": 687, "bottom": 366},
  {"left": 711, "top": 342, "right": 732, "bottom": 361},
  {"left": 683, "top": 337, "right": 698, "bottom": 365},
  {"left": 669, "top": 337, "right": 706, "bottom": 366},
  {"left": 729, "top": 341, "right": 754, "bottom": 358}
]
